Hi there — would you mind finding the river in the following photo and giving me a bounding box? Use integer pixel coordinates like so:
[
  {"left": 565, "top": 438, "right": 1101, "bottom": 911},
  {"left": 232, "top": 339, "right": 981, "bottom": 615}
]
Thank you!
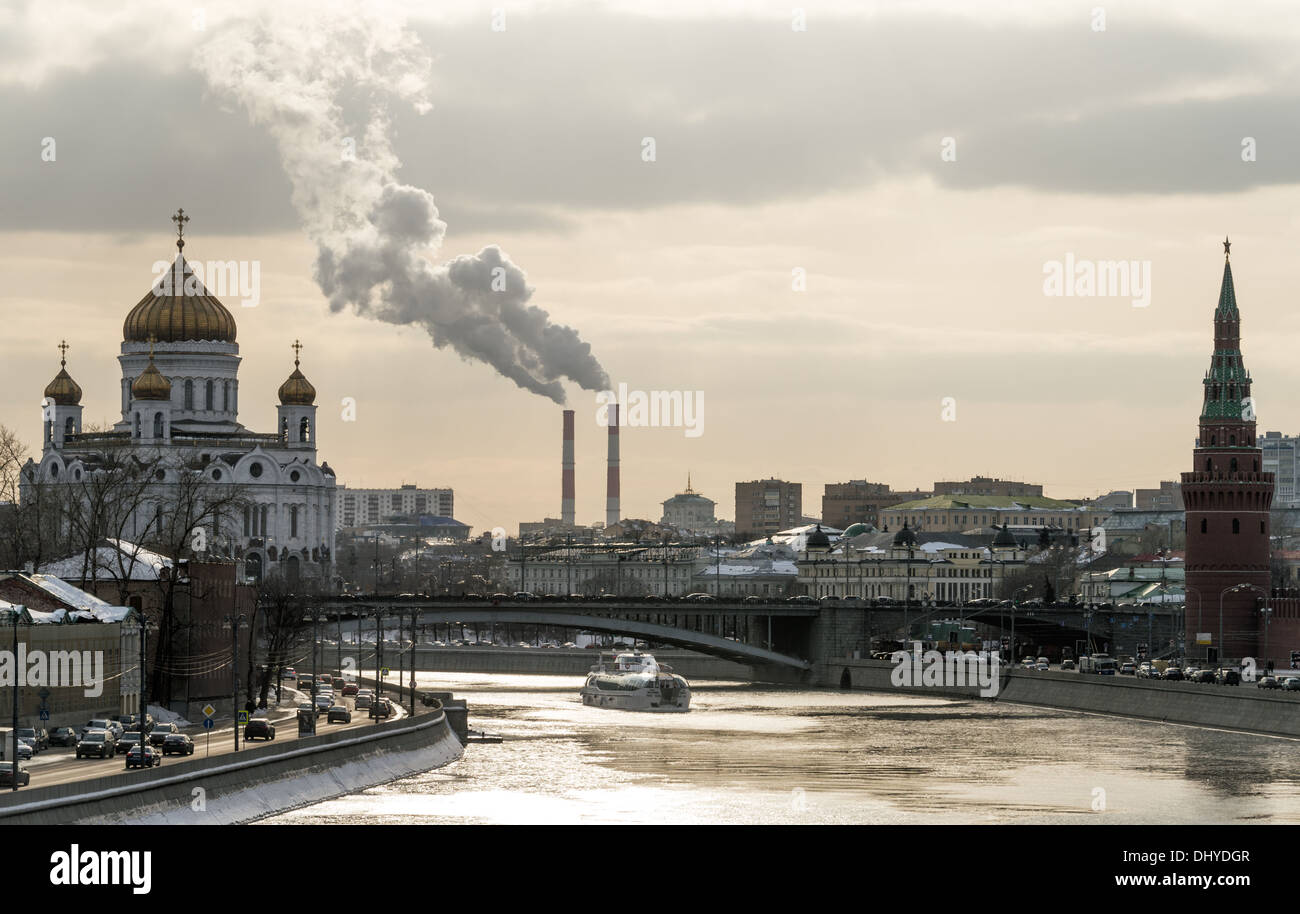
[{"left": 263, "top": 672, "right": 1300, "bottom": 824}]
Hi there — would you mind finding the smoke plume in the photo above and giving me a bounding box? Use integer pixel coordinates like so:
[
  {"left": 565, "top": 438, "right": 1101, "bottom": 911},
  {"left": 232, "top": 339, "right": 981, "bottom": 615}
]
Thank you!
[{"left": 192, "top": 5, "right": 608, "bottom": 403}]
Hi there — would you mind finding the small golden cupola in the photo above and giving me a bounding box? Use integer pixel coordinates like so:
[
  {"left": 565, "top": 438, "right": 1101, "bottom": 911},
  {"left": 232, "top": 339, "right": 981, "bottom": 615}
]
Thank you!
[
  {"left": 131, "top": 338, "right": 173, "bottom": 401},
  {"left": 278, "top": 339, "right": 317, "bottom": 405},
  {"left": 44, "top": 340, "right": 82, "bottom": 405}
]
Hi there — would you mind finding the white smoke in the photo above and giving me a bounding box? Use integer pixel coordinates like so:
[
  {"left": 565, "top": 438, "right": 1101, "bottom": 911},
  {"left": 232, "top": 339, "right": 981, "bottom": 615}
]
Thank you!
[{"left": 192, "top": 4, "right": 609, "bottom": 403}]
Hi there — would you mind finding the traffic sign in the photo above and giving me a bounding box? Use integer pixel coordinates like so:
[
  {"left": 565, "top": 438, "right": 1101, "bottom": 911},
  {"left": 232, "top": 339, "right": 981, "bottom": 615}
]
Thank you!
[
  {"left": 38, "top": 709, "right": 49, "bottom": 721},
  {"left": 237, "top": 711, "right": 249, "bottom": 724},
  {"left": 202, "top": 718, "right": 214, "bottom": 729},
  {"left": 381, "top": 668, "right": 389, "bottom": 676},
  {"left": 202, "top": 704, "right": 216, "bottom": 718},
  {"left": 38, "top": 687, "right": 50, "bottom": 700}
]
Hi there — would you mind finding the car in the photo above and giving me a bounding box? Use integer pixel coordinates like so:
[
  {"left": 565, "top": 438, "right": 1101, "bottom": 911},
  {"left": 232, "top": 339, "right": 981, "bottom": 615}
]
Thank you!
[
  {"left": 161, "top": 733, "right": 194, "bottom": 756},
  {"left": 149, "top": 722, "right": 180, "bottom": 746},
  {"left": 327, "top": 706, "right": 352, "bottom": 724},
  {"left": 1215, "top": 668, "right": 1241, "bottom": 686},
  {"left": 16, "top": 727, "right": 49, "bottom": 752},
  {"left": 512, "top": 592, "right": 537, "bottom": 601},
  {"left": 341, "top": 682, "right": 359, "bottom": 696},
  {"left": 244, "top": 719, "right": 276, "bottom": 741},
  {"left": 1036, "top": 662, "right": 1050, "bottom": 671},
  {"left": 1284, "top": 678, "right": 1300, "bottom": 692},
  {"left": 124, "top": 744, "right": 162, "bottom": 769},
  {"left": 314, "top": 694, "right": 332, "bottom": 714},
  {"left": 368, "top": 698, "right": 393, "bottom": 718},
  {"left": 0, "top": 762, "right": 30, "bottom": 787},
  {"left": 516, "top": 642, "right": 531, "bottom": 648},
  {"left": 355, "top": 694, "right": 372, "bottom": 710},
  {"left": 3, "top": 739, "right": 33, "bottom": 761},
  {"left": 317, "top": 674, "right": 333, "bottom": 688},
  {"left": 1192, "top": 669, "right": 1217, "bottom": 684},
  {"left": 1060, "top": 659, "right": 1076, "bottom": 670},
  {"left": 1257, "top": 676, "right": 1281, "bottom": 689},
  {"left": 76, "top": 730, "right": 116, "bottom": 759},
  {"left": 282, "top": 667, "right": 297, "bottom": 680},
  {"left": 116, "top": 730, "right": 143, "bottom": 754},
  {"left": 1162, "top": 667, "right": 1185, "bottom": 681},
  {"left": 49, "top": 727, "right": 78, "bottom": 747},
  {"left": 1136, "top": 664, "right": 1157, "bottom": 679},
  {"left": 81, "top": 718, "right": 115, "bottom": 739},
  {"left": 786, "top": 595, "right": 817, "bottom": 605},
  {"left": 1118, "top": 662, "right": 1136, "bottom": 675},
  {"left": 684, "top": 593, "right": 716, "bottom": 603}
]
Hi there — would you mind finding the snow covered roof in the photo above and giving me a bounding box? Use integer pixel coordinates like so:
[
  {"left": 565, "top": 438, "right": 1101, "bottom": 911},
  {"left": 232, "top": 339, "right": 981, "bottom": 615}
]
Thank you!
[{"left": 41, "top": 539, "right": 172, "bottom": 582}]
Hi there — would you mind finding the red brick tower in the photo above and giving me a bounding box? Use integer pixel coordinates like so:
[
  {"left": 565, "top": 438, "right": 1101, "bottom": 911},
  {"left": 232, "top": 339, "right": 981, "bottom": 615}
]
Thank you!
[{"left": 1181, "top": 238, "right": 1274, "bottom": 662}]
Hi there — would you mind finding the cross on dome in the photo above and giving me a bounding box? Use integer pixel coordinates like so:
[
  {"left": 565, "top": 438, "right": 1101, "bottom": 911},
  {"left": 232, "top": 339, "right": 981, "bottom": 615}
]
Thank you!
[
  {"left": 172, "top": 208, "right": 189, "bottom": 251},
  {"left": 58, "top": 339, "right": 69, "bottom": 366}
]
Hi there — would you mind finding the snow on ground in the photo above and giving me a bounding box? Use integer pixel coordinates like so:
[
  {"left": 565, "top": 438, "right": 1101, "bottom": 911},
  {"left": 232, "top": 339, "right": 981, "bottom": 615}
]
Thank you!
[{"left": 148, "top": 705, "right": 192, "bottom": 728}]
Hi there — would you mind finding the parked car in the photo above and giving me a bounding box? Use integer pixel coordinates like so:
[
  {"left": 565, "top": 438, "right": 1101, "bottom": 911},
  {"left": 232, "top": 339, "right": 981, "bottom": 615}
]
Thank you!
[
  {"left": 1136, "top": 664, "right": 1156, "bottom": 679},
  {"left": 512, "top": 592, "right": 538, "bottom": 601},
  {"left": 3, "top": 739, "right": 33, "bottom": 761},
  {"left": 0, "top": 762, "right": 30, "bottom": 787},
  {"left": 49, "top": 727, "right": 78, "bottom": 747},
  {"left": 149, "top": 722, "right": 180, "bottom": 746},
  {"left": 327, "top": 706, "right": 352, "bottom": 724},
  {"left": 1119, "top": 662, "right": 1137, "bottom": 676},
  {"left": 1060, "top": 659, "right": 1076, "bottom": 671},
  {"left": 1162, "top": 667, "right": 1185, "bottom": 681},
  {"left": 244, "top": 719, "right": 276, "bottom": 741},
  {"left": 124, "top": 744, "right": 162, "bottom": 769},
  {"left": 1284, "top": 677, "right": 1300, "bottom": 692},
  {"left": 1257, "top": 676, "right": 1281, "bottom": 689},
  {"left": 1215, "top": 668, "right": 1241, "bottom": 686},
  {"left": 684, "top": 593, "right": 716, "bottom": 603},
  {"left": 16, "top": 727, "right": 48, "bottom": 752},
  {"left": 786, "top": 595, "right": 817, "bottom": 605},
  {"left": 161, "top": 733, "right": 195, "bottom": 756},
  {"left": 76, "top": 730, "right": 116, "bottom": 759},
  {"left": 1192, "top": 669, "right": 1217, "bottom": 684}
]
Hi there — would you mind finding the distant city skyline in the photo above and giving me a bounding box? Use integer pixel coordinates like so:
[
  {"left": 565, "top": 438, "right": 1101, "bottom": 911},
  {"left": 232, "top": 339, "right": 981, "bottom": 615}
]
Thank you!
[{"left": 7, "top": 1, "right": 1300, "bottom": 536}]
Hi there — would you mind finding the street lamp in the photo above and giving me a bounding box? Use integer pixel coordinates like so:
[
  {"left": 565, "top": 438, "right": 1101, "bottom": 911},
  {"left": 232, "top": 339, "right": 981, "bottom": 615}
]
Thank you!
[
  {"left": 1012, "top": 584, "right": 1033, "bottom": 662},
  {"left": 1219, "top": 583, "right": 1266, "bottom": 664},
  {"left": 8, "top": 604, "right": 21, "bottom": 791},
  {"left": 224, "top": 612, "right": 247, "bottom": 751}
]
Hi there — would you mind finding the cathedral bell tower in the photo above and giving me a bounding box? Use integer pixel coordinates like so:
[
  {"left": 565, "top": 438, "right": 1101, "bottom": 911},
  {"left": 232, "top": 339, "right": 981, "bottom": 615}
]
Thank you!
[
  {"left": 276, "top": 340, "right": 317, "bottom": 451},
  {"left": 43, "top": 340, "right": 83, "bottom": 450},
  {"left": 1181, "top": 238, "right": 1274, "bottom": 663}
]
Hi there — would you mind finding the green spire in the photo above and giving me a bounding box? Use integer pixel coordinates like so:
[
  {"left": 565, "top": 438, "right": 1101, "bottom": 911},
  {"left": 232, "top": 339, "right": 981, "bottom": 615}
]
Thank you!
[
  {"left": 1202, "top": 238, "right": 1250, "bottom": 422},
  {"left": 1215, "top": 259, "right": 1238, "bottom": 317}
]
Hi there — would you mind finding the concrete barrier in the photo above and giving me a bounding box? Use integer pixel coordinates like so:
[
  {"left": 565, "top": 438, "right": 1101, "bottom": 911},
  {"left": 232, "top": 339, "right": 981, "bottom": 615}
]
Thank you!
[
  {"left": 0, "top": 705, "right": 463, "bottom": 824},
  {"left": 823, "top": 658, "right": 1300, "bottom": 738}
]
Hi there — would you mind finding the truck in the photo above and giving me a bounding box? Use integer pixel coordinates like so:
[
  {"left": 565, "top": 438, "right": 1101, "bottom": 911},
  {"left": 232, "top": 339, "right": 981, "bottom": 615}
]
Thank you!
[{"left": 1080, "top": 653, "right": 1118, "bottom": 675}]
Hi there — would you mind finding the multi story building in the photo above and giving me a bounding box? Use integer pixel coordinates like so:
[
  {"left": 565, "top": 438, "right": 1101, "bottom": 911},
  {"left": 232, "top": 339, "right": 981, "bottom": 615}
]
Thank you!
[
  {"left": 735, "top": 479, "right": 802, "bottom": 539},
  {"left": 1260, "top": 432, "right": 1299, "bottom": 507},
  {"left": 880, "top": 494, "right": 1109, "bottom": 535},
  {"left": 932, "top": 477, "right": 1043, "bottom": 498},
  {"left": 338, "top": 484, "right": 454, "bottom": 529},
  {"left": 1134, "top": 481, "right": 1184, "bottom": 510},
  {"left": 1181, "top": 241, "right": 1274, "bottom": 663},
  {"left": 504, "top": 543, "right": 701, "bottom": 596},
  {"left": 797, "top": 524, "right": 1027, "bottom": 602},
  {"left": 660, "top": 476, "right": 718, "bottom": 533},
  {"left": 821, "top": 481, "right": 930, "bottom": 530}
]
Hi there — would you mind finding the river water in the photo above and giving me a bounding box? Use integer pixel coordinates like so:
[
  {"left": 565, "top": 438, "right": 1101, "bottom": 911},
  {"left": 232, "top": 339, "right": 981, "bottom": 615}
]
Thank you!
[{"left": 264, "top": 672, "right": 1300, "bottom": 824}]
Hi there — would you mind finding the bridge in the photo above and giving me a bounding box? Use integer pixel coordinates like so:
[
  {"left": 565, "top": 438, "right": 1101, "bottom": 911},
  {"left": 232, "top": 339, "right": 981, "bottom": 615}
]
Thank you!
[{"left": 315, "top": 598, "right": 818, "bottom": 671}]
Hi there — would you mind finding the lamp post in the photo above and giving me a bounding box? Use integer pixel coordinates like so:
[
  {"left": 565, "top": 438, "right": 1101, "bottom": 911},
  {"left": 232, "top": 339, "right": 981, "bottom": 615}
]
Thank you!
[
  {"left": 1012, "top": 584, "right": 1032, "bottom": 662},
  {"left": 10, "top": 605, "right": 20, "bottom": 791},
  {"left": 226, "top": 612, "right": 246, "bottom": 751},
  {"left": 1218, "top": 583, "right": 1266, "bottom": 664}
]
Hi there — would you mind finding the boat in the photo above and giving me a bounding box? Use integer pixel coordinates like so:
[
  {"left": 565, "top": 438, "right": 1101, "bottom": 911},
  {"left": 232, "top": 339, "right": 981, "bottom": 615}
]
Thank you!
[{"left": 580, "top": 651, "right": 692, "bottom": 712}]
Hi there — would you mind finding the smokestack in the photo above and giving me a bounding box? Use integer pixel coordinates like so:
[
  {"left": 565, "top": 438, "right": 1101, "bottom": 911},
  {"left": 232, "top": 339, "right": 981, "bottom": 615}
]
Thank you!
[
  {"left": 606, "top": 404, "right": 621, "bottom": 527},
  {"left": 561, "top": 410, "right": 575, "bottom": 526}
]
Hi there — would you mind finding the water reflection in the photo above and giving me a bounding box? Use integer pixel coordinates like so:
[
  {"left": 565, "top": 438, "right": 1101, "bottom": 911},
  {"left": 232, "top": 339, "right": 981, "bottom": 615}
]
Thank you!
[{"left": 263, "top": 674, "right": 1300, "bottom": 824}]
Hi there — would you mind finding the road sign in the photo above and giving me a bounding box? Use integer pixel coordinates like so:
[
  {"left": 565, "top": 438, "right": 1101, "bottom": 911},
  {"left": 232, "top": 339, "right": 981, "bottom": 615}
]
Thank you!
[
  {"left": 237, "top": 711, "right": 249, "bottom": 724},
  {"left": 202, "top": 718, "right": 214, "bottom": 729},
  {"left": 381, "top": 668, "right": 389, "bottom": 676},
  {"left": 38, "top": 687, "right": 50, "bottom": 700},
  {"left": 38, "top": 709, "right": 49, "bottom": 721},
  {"left": 202, "top": 703, "right": 216, "bottom": 718}
]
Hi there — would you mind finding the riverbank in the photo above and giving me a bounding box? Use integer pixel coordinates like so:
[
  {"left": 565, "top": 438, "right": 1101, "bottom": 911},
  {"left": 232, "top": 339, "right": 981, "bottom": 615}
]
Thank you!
[{"left": 823, "top": 658, "right": 1300, "bottom": 739}]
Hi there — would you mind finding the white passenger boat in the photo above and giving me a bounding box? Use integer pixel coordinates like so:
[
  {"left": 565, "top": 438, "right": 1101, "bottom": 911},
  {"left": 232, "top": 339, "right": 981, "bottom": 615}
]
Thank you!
[{"left": 580, "top": 652, "right": 691, "bottom": 712}]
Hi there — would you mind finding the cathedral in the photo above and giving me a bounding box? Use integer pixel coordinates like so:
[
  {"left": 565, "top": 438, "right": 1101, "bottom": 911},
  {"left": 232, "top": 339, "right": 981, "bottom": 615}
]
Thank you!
[{"left": 28, "top": 211, "right": 336, "bottom": 586}]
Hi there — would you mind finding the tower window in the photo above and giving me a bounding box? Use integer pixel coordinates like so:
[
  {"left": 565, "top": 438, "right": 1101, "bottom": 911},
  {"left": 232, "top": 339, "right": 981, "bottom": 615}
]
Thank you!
[
  {"left": 300, "top": 416, "right": 311, "bottom": 443},
  {"left": 1231, "top": 457, "right": 1238, "bottom": 472},
  {"left": 134, "top": 413, "right": 141, "bottom": 438},
  {"left": 205, "top": 380, "right": 214, "bottom": 411},
  {"left": 1232, "top": 518, "right": 1240, "bottom": 534},
  {"left": 184, "top": 380, "right": 194, "bottom": 410},
  {"left": 1230, "top": 435, "right": 1236, "bottom": 446},
  {"left": 290, "top": 506, "right": 299, "bottom": 538},
  {"left": 1261, "top": 521, "right": 1266, "bottom": 534},
  {"left": 153, "top": 412, "right": 163, "bottom": 438},
  {"left": 64, "top": 416, "right": 74, "bottom": 438},
  {"left": 1205, "top": 458, "right": 1212, "bottom": 472},
  {"left": 1200, "top": 518, "right": 1207, "bottom": 534}
]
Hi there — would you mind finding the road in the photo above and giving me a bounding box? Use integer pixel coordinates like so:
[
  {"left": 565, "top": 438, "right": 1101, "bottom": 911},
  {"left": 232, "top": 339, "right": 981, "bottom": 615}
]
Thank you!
[{"left": 7, "top": 679, "right": 410, "bottom": 792}]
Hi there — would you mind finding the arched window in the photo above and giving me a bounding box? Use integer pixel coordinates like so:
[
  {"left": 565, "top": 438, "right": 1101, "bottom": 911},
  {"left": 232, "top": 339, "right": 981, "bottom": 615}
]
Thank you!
[
  {"left": 184, "top": 380, "right": 194, "bottom": 410},
  {"left": 134, "top": 413, "right": 141, "bottom": 438},
  {"left": 280, "top": 417, "right": 288, "bottom": 442},
  {"left": 1211, "top": 435, "right": 1217, "bottom": 446},
  {"left": 1232, "top": 518, "right": 1240, "bottom": 534},
  {"left": 1231, "top": 457, "right": 1238, "bottom": 472},
  {"left": 64, "top": 416, "right": 74, "bottom": 438},
  {"left": 1205, "top": 457, "right": 1212, "bottom": 472},
  {"left": 223, "top": 380, "right": 230, "bottom": 411},
  {"left": 1200, "top": 518, "right": 1207, "bottom": 534},
  {"left": 1230, "top": 434, "right": 1236, "bottom": 446},
  {"left": 299, "top": 416, "right": 311, "bottom": 443},
  {"left": 290, "top": 505, "right": 299, "bottom": 538},
  {"left": 1261, "top": 521, "right": 1266, "bottom": 534},
  {"left": 153, "top": 412, "right": 164, "bottom": 438},
  {"left": 205, "top": 380, "right": 214, "bottom": 411}
]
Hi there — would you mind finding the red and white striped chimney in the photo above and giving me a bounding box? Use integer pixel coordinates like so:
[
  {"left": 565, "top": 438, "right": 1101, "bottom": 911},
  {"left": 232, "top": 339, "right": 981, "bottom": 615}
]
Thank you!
[
  {"left": 561, "top": 409, "right": 575, "bottom": 526},
  {"left": 606, "top": 403, "right": 620, "bottom": 527}
]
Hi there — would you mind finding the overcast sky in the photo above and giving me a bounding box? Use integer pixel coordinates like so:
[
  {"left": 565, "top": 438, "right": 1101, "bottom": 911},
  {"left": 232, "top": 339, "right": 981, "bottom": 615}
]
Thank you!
[{"left": 4, "top": 0, "right": 1300, "bottom": 534}]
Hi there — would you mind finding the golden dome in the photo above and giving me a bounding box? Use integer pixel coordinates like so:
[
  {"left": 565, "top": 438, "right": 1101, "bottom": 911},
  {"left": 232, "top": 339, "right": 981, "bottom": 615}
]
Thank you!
[
  {"left": 131, "top": 352, "right": 172, "bottom": 401},
  {"left": 278, "top": 340, "right": 316, "bottom": 405},
  {"left": 44, "top": 343, "right": 82, "bottom": 405},
  {"left": 123, "top": 254, "right": 237, "bottom": 344}
]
